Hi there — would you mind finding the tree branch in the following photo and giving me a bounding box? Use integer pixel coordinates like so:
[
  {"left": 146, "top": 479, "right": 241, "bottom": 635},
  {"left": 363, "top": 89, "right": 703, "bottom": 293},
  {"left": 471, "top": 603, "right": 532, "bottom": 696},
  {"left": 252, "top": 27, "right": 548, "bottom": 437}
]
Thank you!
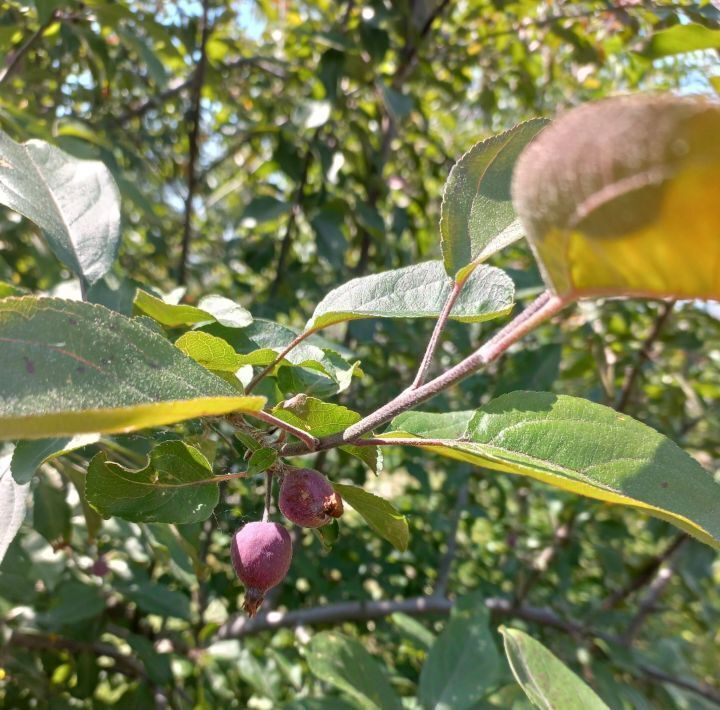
[
  {"left": 601, "top": 533, "right": 688, "bottom": 610},
  {"left": 280, "top": 291, "right": 566, "bottom": 456},
  {"left": 243, "top": 329, "right": 317, "bottom": 394},
  {"left": 411, "top": 277, "right": 466, "bottom": 389},
  {"left": 0, "top": 11, "right": 58, "bottom": 86},
  {"left": 212, "top": 593, "right": 720, "bottom": 704},
  {"left": 7, "top": 631, "right": 146, "bottom": 679},
  {"left": 270, "top": 143, "right": 314, "bottom": 297},
  {"left": 620, "top": 536, "right": 688, "bottom": 644},
  {"left": 248, "top": 410, "right": 319, "bottom": 452},
  {"left": 615, "top": 300, "right": 675, "bottom": 412},
  {"left": 117, "top": 55, "right": 286, "bottom": 124},
  {"left": 178, "top": 0, "right": 212, "bottom": 285},
  {"left": 433, "top": 480, "right": 469, "bottom": 597},
  {"left": 394, "top": 0, "right": 453, "bottom": 88}
]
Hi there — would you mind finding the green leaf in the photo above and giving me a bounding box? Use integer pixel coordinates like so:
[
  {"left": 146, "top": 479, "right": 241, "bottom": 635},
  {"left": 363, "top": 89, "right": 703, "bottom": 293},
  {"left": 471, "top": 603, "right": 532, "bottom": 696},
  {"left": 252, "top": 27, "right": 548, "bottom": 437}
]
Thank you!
[
  {"left": 500, "top": 627, "right": 609, "bottom": 710},
  {"left": 204, "top": 319, "right": 359, "bottom": 391},
  {"left": 307, "top": 261, "right": 514, "bottom": 331},
  {"left": 386, "top": 392, "right": 720, "bottom": 548},
  {"left": 117, "top": 26, "right": 168, "bottom": 86},
  {"left": 0, "top": 281, "right": 26, "bottom": 297},
  {"left": 196, "top": 295, "right": 252, "bottom": 328},
  {"left": 332, "top": 482, "right": 408, "bottom": 551},
  {"left": 117, "top": 578, "right": 191, "bottom": 618},
  {"left": 134, "top": 290, "right": 251, "bottom": 329},
  {"left": 33, "top": 476, "right": 72, "bottom": 544},
  {"left": 306, "top": 631, "right": 402, "bottom": 710},
  {"left": 11, "top": 434, "right": 100, "bottom": 484},
  {"left": 0, "top": 453, "right": 29, "bottom": 565},
  {"left": 273, "top": 395, "right": 379, "bottom": 472},
  {"left": 440, "top": 119, "right": 548, "bottom": 279},
  {"left": 419, "top": 604, "right": 500, "bottom": 710},
  {"left": 642, "top": 23, "right": 720, "bottom": 58},
  {"left": 246, "top": 447, "right": 277, "bottom": 476},
  {"left": 314, "top": 517, "right": 340, "bottom": 549},
  {"left": 126, "top": 634, "right": 172, "bottom": 685},
  {"left": 86, "top": 441, "right": 219, "bottom": 523},
  {"left": 0, "top": 297, "right": 265, "bottom": 440},
  {"left": 175, "top": 331, "right": 245, "bottom": 372},
  {"left": 0, "top": 132, "right": 121, "bottom": 284},
  {"left": 45, "top": 580, "right": 106, "bottom": 625},
  {"left": 390, "top": 410, "right": 474, "bottom": 440},
  {"left": 241, "top": 195, "right": 290, "bottom": 225}
]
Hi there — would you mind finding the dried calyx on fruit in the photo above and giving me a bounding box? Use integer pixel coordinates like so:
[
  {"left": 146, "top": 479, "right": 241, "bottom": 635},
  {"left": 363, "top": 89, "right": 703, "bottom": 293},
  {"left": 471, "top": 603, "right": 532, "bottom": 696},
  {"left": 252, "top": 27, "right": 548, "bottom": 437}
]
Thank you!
[
  {"left": 279, "top": 467, "right": 344, "bottom": 528},
  {"left": 231, "top": 521, "right": 293, "bottom": 616}
]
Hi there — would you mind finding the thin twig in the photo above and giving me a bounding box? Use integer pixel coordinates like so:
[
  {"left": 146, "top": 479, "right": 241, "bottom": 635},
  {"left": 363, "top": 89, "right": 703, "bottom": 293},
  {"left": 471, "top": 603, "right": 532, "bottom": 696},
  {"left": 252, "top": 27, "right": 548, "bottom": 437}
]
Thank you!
[
  {"left": 262, "top": 471, "right": 272, "bottom": 522},
  {"left": 393, "top": 0, "right": 453, "bottom": 87},
  {"left": 281, "top": 291, "right": 566, "bottom": 456},
  {"left": 615, "top": 300, "right": 675, "bottom": 412},
  {"left": 244, "top": 329, "right": 316, "bottom": 394},
  {"left": 0, "top": 10, "right": 58, "bottom": 86},
  {"left": 411, "top": 278, "right": 466, "bottom": 389},
  {"left": 270, "top": 142, "right": 315, "bottom": 297},
  {"left": 7, "top": 631, "right": 146, "bottom": 679},
  {"left": 621, "top": 536, "right": 689, "bottom": 644},
  {"left": 601, "top": 533, "right": 688, "bottom": 610},
  {"left": 117, "top": 55, "right": 286, "bottom": 124},
  {"left": 433, "top": 480, "right": 469, "bottom": 597},
  {"left": 178, "top": 0, "right": 212, "bottom": 285},
  {"left": 514, "top": 514, "right": 575, "bottom": 603},
  {"left": 248, "top": 410, "right": 319, "bottom": 451}
]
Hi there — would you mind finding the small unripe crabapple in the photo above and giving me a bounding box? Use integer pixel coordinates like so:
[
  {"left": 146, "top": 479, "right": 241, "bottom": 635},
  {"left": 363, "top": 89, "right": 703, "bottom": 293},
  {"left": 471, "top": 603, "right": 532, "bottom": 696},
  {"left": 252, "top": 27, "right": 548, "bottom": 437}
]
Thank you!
[
  {"left": 279, "top": 468, "right": 344, "bottom": 528},
  {"left": 230, "top": 521, "right": 292, "bottom": 616}
]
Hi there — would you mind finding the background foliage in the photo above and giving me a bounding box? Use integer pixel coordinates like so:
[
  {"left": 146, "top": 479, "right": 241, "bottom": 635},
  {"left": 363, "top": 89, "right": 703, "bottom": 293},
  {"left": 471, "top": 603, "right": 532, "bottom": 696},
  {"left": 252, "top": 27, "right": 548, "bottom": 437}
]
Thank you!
[{"left": 1, "top": 0, "right": 719, "bottom": 707}]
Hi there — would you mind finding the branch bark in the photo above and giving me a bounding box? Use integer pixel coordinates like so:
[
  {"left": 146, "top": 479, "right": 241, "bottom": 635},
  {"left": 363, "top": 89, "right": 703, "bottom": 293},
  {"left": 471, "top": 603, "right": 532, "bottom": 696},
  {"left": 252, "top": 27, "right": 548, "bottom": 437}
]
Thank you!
[
  {"left": 615, "top": 300, "right": 675, "bottom": 412},
  {"left": 0, "top": 11, "right": 58, "bottom": 86},
  {"left": 601, "top": 533, "right": 688, "bottom": 611},
  {"left": 280, "top": 291, "right": 566, "bottom": 456},
  {"left": 212, "top": 593, "right": 720, "bottom": 704},
  {"left": 177, "top": 0, "right": 212, "bottom": 286},
  {"left": 7, "top": 631, "right": 146, "bottom": 679},
  {"left": 411, "top": 277, "right": 466, "bottom": 388},
  {"left": 433, "top": 480, "right": 469, "bottom": 597},
  {"left": 270, "top": 143, "right": 314, "bottom": 297}
]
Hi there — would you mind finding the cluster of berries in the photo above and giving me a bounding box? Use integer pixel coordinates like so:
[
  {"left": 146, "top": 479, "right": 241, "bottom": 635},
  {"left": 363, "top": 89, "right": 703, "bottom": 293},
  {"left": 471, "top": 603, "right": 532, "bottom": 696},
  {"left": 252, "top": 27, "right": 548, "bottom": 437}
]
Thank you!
[{"left": 230, "top": 468, "right": 343, "bottom": 616}]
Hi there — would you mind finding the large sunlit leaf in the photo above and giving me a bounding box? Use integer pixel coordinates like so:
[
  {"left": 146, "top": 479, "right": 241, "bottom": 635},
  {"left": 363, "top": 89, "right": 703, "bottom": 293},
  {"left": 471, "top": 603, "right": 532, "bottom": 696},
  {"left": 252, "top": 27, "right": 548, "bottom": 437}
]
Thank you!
[
  {"left": 500, "top": 627, "right": 609, "bottom": 710},
  {"left": 307, "top": 261, "right": 514, "bottom": 331},
  {"left": 440, "top": 119, "right": 548, "bottom": 279},
  {"left": 306, "top": 631, "right": 402, "bottom": 710},
  {"left": 332, "top": 483, "right": 408, "bottom": 551},
  {"left": 0, "top": 132, "right": 121, "bottom": 284},
  {"left": 0, "top": 298, "right": 265, "bottom": 440},
  {"left": 86, "top": 441, "right": 219, "bottom": 523},
  {"left": 512, "top": 95, "right": 720, "bottom": 301},
  {"left": 385, "top": 392, "right": 720, "bottom": 548}
]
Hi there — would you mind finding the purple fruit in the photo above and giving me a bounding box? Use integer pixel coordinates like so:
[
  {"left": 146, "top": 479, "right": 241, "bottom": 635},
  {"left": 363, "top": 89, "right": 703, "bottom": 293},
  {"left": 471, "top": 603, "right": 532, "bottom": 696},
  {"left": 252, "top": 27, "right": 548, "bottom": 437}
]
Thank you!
[
  {"left": 91, "top": 556, "right": 109, "bottom": 578},
  {"left": 230, "top": 521, "right": 292, "bottom": 616},
  {"left": 279, "top": 468, "right": 344, "bottom": 528}
]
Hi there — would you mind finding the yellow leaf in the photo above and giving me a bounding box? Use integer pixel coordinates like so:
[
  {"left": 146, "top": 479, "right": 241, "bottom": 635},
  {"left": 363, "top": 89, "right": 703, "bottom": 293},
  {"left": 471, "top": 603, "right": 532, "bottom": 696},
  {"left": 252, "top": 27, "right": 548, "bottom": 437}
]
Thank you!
[{"left": 512, "top": 95, "right": 720, "bottom": 301}]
